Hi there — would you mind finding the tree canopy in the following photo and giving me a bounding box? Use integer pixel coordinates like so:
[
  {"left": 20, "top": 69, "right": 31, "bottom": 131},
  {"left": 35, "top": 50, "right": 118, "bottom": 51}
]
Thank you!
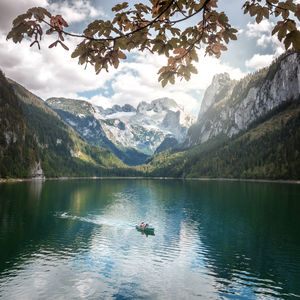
[{"left": 6, "top": 0, "right": 300, "bottom": 86}]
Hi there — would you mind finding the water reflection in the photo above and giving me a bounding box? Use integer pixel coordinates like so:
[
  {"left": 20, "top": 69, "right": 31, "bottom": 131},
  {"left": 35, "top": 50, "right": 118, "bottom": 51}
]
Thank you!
[
  {"left": 28, "top": 179, "right": 44, "bottom": 200},
  {"left": 0, "top": 179, "right": 299, "bottom": 299},
  {"left": 183, "top": 181, "right": 300, "bottom": 298},
  {"left": 135, "top": 228, "right": 155, "bottom": 237}
]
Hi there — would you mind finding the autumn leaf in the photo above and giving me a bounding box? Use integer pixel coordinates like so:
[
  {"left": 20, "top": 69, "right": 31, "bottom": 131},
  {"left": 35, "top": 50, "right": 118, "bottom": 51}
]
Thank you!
[{"left": 7, "top": 0, "right": 300, "bottom": 86}]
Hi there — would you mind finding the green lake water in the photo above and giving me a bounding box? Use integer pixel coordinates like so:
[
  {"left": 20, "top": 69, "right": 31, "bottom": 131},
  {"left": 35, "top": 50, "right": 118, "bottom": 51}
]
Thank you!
[{"left": 0, "top": 179, "right": 299, "bottom": 299}]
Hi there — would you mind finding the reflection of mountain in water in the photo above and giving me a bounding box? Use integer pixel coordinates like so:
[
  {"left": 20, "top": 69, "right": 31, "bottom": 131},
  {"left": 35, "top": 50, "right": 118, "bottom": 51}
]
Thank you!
[
  {"left": 0, "top": 181, "right": 96, "bottom": 274},
  {"left": 182, "top": 181, "right": 300, "bottom": 298},
  {"left": 0, "top": 180, "right": 299, "bottom": 299}
]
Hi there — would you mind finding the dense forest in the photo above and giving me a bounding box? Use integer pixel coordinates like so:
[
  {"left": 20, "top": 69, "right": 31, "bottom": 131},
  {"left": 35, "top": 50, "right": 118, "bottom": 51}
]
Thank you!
[
  {"left": 144, "top": 100, "right": 300, "bottom": 180},
  {"left": 0, "top": 70, "right": 39, "bottom": 178}
]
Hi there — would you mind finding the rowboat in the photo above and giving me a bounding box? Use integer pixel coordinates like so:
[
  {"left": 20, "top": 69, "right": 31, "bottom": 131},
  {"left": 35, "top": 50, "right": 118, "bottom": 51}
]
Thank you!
[{"left": 136, "top": 225, "right": 155, "bottom": 232}]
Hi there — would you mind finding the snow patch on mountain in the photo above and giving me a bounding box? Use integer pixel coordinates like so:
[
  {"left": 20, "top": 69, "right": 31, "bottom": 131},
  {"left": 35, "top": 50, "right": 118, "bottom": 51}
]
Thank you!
[
  {"left": 47, "top": 97, "right": 195, "bottom": 156},
  {"left": 95, "top": 97, "right": 195, "bottom": 153}
]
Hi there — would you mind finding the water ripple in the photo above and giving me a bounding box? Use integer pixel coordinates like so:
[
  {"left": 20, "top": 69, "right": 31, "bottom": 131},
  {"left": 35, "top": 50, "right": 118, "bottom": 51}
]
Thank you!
[{"left": 1, "top": 180, "right": 300, "bottom": 299}]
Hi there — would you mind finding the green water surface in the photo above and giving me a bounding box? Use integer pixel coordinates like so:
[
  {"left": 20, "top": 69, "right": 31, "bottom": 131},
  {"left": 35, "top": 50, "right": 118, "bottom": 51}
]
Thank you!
[{"left": 0, "top": 179, "right": 299, "bottom": 299}]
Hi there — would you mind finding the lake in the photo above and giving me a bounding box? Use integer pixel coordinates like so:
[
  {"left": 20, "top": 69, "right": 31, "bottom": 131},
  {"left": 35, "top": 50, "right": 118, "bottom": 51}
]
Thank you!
[{"left": 0, "top": 179, "right": 299, "bottom": 299}]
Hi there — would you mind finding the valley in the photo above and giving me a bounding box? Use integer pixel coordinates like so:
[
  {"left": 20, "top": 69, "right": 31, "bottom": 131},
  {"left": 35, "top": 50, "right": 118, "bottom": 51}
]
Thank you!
[
  {"left": 0, "top": 50, "right": 299, "bottom": 180},
  {"left": 1, "top": 2, "right": 300, "bottom": 300}
]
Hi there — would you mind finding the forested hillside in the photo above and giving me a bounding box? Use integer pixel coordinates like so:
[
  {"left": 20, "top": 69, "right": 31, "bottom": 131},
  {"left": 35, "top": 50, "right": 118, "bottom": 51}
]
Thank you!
[
  {"left": 0, "top": 71, "right": 39, "bottom": 178},
  {"left": 0, "top": 71, "right": 139, "bottom": 178},
  {"left": 145, "top": 100, "right": 300, "bottom": 180}
]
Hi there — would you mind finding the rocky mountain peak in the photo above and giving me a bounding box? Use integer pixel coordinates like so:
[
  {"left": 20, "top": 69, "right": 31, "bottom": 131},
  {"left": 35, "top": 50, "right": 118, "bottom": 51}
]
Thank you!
[
  {"left": 112, "top": 104, "right": 122, "bottom": 112},
  {"left": 151, "top": 97, "right": 178, "bottom": 111},
  {"left": 97, "top": 103, "right": 136, "bottom": 116},
  {"left": 213, "top": 72, "right": 231, "bottom": 84},
  {"left": 122, "top": 104, "right": 136, "bottom": 112},
  {"left": 47, "top": 95, "right": 195, "bottom": 157},
  {"left": 137, "top": 98, "right": 179, "bottom": 114},
  {"left": 46, "top": 97, "right": 95, "bottom": 116},
  {"left": 185, "top": 51, "right": 300, "bottom": 148},
  {"left": 198, "top": 72, "right": 233, "bottom": 118},
  {"left": 136, "top": 101, "right": 149, "bottom": 113}
]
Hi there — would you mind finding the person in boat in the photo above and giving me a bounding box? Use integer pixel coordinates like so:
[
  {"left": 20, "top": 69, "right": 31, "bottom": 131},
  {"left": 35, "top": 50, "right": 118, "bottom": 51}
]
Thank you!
[
  {"left": 140, "top": 222, "right": 145, "bottom": 228},
  {"left": 145, "top": 223, "right": 149, "bottom": 228}
]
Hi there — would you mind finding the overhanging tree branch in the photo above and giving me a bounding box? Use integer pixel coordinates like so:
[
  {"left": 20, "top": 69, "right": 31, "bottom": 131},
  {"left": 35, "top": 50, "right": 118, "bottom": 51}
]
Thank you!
[{"left": 6, "top": 0, "right": 300, "bottom": 87}]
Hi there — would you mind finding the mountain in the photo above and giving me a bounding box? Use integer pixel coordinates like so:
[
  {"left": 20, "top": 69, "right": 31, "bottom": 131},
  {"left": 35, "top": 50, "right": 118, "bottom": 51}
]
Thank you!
[
  {"left": 0, "top": 70, "right": 135, "bottom": 179},
  {"left": 100, "top": 97, "right": 195, "bottom": 152},
  {"left": 97, "top": 103, "right": 136, "bottom": 116},
  {"left": 46, "top": 97, "right": 195, "bottom": 164},
  {"left": 0, "top": 70, "right": 39, "bottom": 178},
  {"left": 45, "top": 97, "right": 147, "bottom": 166},
  {"left": 198, "top": 72, "right": 236, "bottom": 116},
  {"left": 145, "top": 51, "right": 300, "bottom": 180},
  {"left": 2, "top": 50, "right": 299, "bottom": 180},
  {"left": 154, "top": 135, "right": 179, "bottom": 154},
  {"left": 185, "top": 50, "right": 300, "bottom": 147},
  {"left": 145, "top": 99, "right": 300, "bottom": 179}
]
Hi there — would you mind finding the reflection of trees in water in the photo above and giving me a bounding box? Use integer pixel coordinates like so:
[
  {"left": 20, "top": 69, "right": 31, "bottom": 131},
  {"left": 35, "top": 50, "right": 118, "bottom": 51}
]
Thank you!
[
  {"left": 0, "top": 180, "right": 100, "bottom": 274},
  {"left": 0, "top": 179, "right": 164, "bottom": 274},
  {"left": 29, "top": 179, "right": 44, "bottom": 200},
  {"left": 183, "top": 181, "right": 300, "bottom": 297},
  {"left": 0, "top": 179, "right": 299, "bottom": 297}
]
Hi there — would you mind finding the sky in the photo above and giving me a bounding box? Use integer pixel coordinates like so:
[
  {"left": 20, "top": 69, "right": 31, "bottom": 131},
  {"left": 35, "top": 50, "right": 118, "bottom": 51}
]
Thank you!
[{"left": 0, "top": 0, "right": 290, "bottom": 115}]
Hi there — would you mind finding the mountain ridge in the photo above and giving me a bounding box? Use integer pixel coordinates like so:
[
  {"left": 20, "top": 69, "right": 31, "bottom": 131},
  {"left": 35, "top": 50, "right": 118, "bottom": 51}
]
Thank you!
[
  {"left": 145, "top": 99, "right": 300, "bottom": 179},
  {"left": 46, "top": 96, "right": 195, "bottom": 163},
  {"left": 0, "top": 72, "right": 138, "bottom": 178},
  {"left": 1, "top": 50, "right": 299, "bottom": 180},
  {"left": 185, "top": 50, "right": 300, "bottom": 148}
]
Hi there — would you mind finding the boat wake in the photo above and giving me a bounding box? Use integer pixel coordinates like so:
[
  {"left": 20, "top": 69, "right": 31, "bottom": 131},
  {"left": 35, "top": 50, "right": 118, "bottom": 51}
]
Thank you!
[{"left": 56, "top": 212, "right": 134, "bottom": 229}]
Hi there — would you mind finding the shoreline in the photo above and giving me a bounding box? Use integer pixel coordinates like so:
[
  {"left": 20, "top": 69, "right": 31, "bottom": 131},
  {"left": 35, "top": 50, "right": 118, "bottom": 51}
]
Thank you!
[{"left": 0, "top": 176, "right": 299, "bottom": 185}]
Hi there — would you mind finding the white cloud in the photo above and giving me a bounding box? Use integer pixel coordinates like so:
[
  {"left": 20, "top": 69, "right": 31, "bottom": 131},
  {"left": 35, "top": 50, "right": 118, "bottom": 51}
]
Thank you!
[
  {"left": 89, "top": 50, "right": 245, "bottom": 114},
  {"left": 0, "top": 0, "right": 48, "bottom": 32},
  {"left": 245, "top": 54, "right": 274, "bottom": 70},
  {"left": 0, "top": 0, "right": 104, "bottom": 35},
  {"left": 256, "top": 34, "right": 274, "bottom": 48},
  {"left": 256, "top": 33, "right": 285, "bottom": 56},
  {"left": 0, "top": 0, "right": 109, "bottom": 99},
  {"left": 246, "top": 20, "right": 274, "bottom": 38},
  {"left": 244, "top": 19, "right": 286, "bottom": 71},
  {"left": 0, "top": 33, "right": 118, "bottom": 100},
  {"left": 48, "top": 0, "right": 104, "bottom": 24}
]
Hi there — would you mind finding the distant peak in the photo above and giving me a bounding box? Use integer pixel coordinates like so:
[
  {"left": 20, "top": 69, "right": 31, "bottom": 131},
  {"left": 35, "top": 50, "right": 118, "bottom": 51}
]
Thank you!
[
  {"left": 151, "top": 97, "right": 178, "bottom": 107},
  {"left": 199, "top": 73, "right": 233, "bottom": 116},
  {"left": 212, "top": 72, "right": 231, "bottom": 83},
  {"left": 136, "top": 97, "right": 180, "bottom": 114},
  {"left": 97, "top": 103, "right": 136, "bottom": 116},
  {"left": 122, "top": 104, "right": 136, "bottom": 112}
]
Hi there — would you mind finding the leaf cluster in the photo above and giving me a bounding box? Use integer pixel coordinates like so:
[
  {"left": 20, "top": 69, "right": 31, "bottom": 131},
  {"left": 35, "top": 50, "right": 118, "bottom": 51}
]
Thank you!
[
  {"left": 7, "top": 7, "right": 70, "bottom": 51},
  {"left": 6, "top": 0, "right": 300, "bottom": 87},
  {"left": 243, "top": 0, "right": 300, "bottom": 50},
  {"left": 6, "top": 7, "right": 51, "bottom": 49}
]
